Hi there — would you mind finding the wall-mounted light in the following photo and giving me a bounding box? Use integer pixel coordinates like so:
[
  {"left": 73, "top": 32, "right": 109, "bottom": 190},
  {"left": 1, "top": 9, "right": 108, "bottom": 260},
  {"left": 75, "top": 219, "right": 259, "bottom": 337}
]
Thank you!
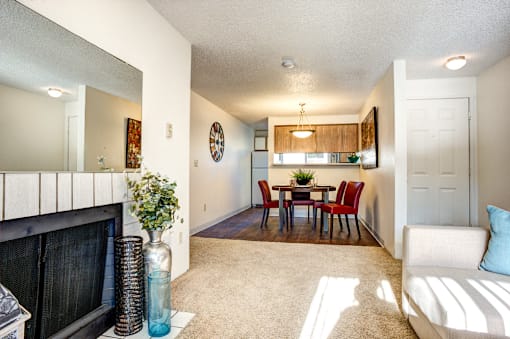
[
  {"left": 47, "top": 88, "right": 63, "bottom": 98},
  {"left": 290, "top": 103, "right": 314, "bottom": 138},
  {"left": 445, "top": 56, "right": 467, "bottom": 70}
]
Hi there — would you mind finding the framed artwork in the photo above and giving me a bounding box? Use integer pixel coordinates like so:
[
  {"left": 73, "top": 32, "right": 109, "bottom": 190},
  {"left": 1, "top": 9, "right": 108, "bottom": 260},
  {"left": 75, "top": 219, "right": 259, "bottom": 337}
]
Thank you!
[
  {"left": 126, "top": 118, "right": 142, "bottom": 168},
  {"left": 209, "top": 121, "right": 225, "bottom": 162},
  {"left": 361, "top": 107, "right": 378, "bottom": 169}
]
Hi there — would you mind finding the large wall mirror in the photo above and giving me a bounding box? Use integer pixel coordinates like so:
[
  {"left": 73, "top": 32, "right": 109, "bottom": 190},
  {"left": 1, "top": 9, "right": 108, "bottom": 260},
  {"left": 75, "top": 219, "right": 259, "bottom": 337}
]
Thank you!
[{"left": 0, "top": 0, "right": 143, "bottom": 172}]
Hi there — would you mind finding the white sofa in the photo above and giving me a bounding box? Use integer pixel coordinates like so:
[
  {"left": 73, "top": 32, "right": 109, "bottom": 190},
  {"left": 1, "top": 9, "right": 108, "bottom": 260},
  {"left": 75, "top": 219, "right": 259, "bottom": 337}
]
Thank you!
[{"left": 402, "top": 225, "right": 510, "bottom": 338}]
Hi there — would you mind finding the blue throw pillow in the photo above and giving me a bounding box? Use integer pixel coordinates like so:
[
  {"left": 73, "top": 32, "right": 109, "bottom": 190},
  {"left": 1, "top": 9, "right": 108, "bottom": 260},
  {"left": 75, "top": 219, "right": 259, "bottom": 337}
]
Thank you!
[{"left": 480, "top": 205, "right": 510, "bottom": 275}]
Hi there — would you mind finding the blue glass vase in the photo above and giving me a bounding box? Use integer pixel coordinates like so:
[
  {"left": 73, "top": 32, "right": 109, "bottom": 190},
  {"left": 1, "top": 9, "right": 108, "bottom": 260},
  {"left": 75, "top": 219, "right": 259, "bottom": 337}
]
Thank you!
[{"left": 148, "top": 271, "right": 171, "bottom": 337}]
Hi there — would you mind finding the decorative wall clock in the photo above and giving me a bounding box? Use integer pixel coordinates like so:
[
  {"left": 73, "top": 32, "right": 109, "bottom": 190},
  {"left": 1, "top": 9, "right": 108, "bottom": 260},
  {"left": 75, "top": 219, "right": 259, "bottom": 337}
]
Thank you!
[{"left": 209, "top": 121, "right": 224, "bottom": 162}]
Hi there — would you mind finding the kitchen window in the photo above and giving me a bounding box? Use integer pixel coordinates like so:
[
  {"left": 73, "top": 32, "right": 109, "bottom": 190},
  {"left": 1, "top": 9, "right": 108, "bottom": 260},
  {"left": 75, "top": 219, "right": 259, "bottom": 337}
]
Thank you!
[{"left": 273, "top": 152, "right": 357, "bottom": 165}]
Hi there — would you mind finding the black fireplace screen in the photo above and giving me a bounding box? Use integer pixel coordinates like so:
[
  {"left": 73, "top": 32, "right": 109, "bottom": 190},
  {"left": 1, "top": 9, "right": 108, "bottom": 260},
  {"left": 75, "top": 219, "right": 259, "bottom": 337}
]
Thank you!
[
  {"left": 0, "top": 234, "right": 41, "bottom": 339},
  {"left": 0, "top": 220, "right": 109, "bottom": 339}
]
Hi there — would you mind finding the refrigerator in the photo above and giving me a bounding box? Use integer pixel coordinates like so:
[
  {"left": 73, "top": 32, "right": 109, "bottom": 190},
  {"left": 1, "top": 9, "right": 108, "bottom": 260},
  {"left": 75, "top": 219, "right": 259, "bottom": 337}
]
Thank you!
[{"left": 252, "top": 151, "right": 268, "bottom": 207}]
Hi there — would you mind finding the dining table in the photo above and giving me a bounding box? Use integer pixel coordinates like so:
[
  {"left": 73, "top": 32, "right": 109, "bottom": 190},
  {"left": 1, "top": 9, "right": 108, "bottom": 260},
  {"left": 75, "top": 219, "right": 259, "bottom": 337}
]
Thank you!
[{"left": 271, "top": 185, "right": 337, "bottom": 232}]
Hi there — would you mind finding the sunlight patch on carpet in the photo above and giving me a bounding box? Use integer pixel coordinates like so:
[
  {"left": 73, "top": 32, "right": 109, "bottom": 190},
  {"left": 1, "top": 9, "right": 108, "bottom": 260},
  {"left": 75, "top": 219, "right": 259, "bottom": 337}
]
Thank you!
[
  {"left": 299, "top": 276, "right": 359, "bottom": 339},
  {"left": 377, "top": 279, "right": 397, "bottom": 305}
]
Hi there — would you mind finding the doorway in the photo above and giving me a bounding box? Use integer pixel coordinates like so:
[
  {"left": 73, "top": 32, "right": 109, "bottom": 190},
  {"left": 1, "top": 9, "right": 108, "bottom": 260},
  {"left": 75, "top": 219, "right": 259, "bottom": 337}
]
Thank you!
[{"left": 407, "top": 98, "right": 470, "bottom": 226}]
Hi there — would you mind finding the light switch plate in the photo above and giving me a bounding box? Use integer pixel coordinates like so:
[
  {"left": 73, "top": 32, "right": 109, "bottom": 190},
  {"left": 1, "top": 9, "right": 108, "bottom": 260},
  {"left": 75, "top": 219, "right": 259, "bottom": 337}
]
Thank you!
[{"left": 166, "top": 123, "right": 173, "bottom": 138}]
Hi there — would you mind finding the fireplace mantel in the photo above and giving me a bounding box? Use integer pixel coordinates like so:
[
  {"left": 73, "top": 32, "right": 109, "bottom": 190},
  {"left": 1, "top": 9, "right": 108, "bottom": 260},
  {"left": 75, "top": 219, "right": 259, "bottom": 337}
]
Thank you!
[
  {"left": 0, "top": 172, "right": 140, "bottom": 222},
  {"left": 0, "top": 172, "right": 146, "bottom": 261}
]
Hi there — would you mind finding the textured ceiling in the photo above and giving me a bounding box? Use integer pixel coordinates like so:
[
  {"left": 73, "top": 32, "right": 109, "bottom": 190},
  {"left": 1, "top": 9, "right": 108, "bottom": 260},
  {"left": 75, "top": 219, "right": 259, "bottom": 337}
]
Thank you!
[
  {"left": 149, "top": 0, "right": 510, "bottom": 128},
  {"left": 0, "top": 0, "right": 142, "bottom": 103}
]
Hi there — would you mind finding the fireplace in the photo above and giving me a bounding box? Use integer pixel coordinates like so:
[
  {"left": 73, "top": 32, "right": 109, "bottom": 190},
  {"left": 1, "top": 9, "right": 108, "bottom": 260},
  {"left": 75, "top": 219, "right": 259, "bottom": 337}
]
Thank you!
[{"left": 0, "top": 205, "right": 122, "bottom": 339}]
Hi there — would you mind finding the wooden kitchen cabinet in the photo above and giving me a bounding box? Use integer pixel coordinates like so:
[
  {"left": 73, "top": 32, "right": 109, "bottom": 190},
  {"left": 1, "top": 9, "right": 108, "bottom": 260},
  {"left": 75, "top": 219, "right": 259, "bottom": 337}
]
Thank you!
[
  {"left": 274, "top": 125, "right": 293, "bottom": 153},
  {"left": 291, "top": 134, "right": 316, "bottom": 153},
  {"left": 316, "top": 124, "right": 358, "bottom": 152},
  {"left": 274, "top": 124, "right": 358, "bottom": 153},
  {"left": 339, "top": 124, "right": 359, "bottom": 152},
  {"left": 274, "top": 125, "right": 316, "bottom": 153}
]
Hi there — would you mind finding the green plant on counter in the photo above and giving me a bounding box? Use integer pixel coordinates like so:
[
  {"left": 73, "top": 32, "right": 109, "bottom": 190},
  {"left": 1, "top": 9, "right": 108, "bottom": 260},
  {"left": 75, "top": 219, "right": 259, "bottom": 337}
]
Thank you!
[
  {"left": 347, "top": 152, "right": 360, "bottom": 163},
  {"left": 127, "top": 169, "right": 183, "bottom": 231},
  {"left": 291, "top": 168, "right": 315, "bottom": 185}
]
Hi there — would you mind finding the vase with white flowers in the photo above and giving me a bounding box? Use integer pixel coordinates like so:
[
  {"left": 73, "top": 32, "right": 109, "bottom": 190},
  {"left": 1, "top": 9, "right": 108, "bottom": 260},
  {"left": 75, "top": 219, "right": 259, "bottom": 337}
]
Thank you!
[{"left": 126, "top": 168, "right": 183, "bottom": 318}]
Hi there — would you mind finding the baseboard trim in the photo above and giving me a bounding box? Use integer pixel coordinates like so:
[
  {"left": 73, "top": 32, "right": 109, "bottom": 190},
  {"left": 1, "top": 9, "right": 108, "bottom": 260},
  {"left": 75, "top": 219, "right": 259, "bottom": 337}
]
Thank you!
[
  {"left": 190, "top": 205, "right": 252, "bottom": 235},
  {"left": 359, "top": 217, "right": 385, "bottom": 248}
]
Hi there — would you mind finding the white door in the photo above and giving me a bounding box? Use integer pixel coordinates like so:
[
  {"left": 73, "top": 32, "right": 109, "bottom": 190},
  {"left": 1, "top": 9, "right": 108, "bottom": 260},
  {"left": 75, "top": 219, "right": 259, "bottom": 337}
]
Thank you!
[{"left": 407, "top": 98, "right": 470, "bottom": 225}]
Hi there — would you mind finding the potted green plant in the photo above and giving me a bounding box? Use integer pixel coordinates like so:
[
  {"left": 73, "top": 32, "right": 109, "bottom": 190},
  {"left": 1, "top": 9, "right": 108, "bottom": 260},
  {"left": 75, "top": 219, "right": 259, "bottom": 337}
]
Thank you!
[
  {"left": 347, "top": 152, "right": 360, "bottom": 163},
  {"left": 126, "top": 169, "right": 182, "bottom": 231},
  {"left": 291, "top": 168, "right": 315, "bottom": 185},
  {"left": 126, "top": 168, "right": 183, "bottom": 317}
]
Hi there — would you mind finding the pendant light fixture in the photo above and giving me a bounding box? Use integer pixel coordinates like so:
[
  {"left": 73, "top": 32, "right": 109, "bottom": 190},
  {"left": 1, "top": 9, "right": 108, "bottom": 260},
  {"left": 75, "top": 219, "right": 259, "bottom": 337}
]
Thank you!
[{"left": 290, "top": 103, "right": 314, "bottom": 138}]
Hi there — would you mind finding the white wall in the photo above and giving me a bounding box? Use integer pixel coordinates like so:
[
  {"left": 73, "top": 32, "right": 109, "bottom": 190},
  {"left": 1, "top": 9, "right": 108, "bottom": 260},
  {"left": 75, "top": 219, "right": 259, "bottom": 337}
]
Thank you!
[
  {"left": 407, "top": 77, "right": 478, "bottom": 224},
  {"left": 22, "top": 0, "right": 192, "bottom": 279},
  {"left": 477, "top": 55, "right": 510, "bottom": 221},
  {"left": 358, "top": 64, "right": 396, "bottom": 255},
  {"left": 393, "top": 60, "right": 407, "bottom": 259},
  {"left": 84, "top": 86, "right": 142, "bottom": 171},
  {"left": 0, "top": 84, "right": 65, "bottom": 171},
  {"left": 189, "top": 92, "right": 253, "bottom": 233},
  {"left": 267, "top": 115, "right": 360, "bottom": 216}
]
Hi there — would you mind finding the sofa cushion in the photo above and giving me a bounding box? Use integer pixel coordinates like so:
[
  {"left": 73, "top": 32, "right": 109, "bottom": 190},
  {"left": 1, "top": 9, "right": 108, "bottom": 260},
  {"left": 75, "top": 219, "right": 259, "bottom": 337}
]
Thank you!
[
  {"left": 480, "top": 205, "right": 510, "bottom": 276},
  {"left": 405, "top": 266, "right": 510, "bottom": 337}
]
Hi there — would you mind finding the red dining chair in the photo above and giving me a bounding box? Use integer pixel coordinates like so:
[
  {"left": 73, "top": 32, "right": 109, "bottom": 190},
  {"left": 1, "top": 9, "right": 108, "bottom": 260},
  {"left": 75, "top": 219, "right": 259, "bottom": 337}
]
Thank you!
[
  {"left": 258, "top": 180, "right": 292, "bottom": 230},
  {"left": 321, "top": 181, "right": 364, "bottom": 238},
  {"left": 291, "top": 191, "right": 315, "bottom": 224},
  {"left": 312, "top": 181, "right": 346, "bottom": 229}
]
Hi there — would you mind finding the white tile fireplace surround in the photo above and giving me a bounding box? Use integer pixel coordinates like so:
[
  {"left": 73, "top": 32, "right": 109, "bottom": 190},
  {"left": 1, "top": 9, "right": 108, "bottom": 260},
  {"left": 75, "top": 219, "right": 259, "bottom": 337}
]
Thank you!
[{"left": 0, "top": 172, "right": 140, "bottom": 230}]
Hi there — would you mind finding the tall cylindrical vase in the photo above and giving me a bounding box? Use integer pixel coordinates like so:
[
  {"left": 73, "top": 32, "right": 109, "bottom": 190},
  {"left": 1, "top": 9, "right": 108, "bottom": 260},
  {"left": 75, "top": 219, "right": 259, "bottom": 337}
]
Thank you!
[
  {"left": 114, "top": 236, "right": 144, "bottom": 336},
  {"left": 143, "top": 230, "right": 172, "bottom": 319},
  {"left": 148, "top": 271, "right": 171, "bottom": 337}
]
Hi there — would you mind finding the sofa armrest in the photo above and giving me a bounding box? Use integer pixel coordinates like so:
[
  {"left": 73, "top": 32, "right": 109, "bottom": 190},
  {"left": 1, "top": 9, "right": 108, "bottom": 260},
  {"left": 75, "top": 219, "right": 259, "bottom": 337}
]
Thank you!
[{"left": 403, "top": 225, "right": 489, "bottom": 270}]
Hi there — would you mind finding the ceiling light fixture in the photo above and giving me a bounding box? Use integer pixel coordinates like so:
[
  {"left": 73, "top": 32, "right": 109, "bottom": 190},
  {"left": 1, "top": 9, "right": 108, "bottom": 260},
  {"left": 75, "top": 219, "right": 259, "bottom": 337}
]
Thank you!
[
  {"left": 445, "top": 56, "right": 467, "bottom": 70},
  {"left": 47, "top": 88, "right": 63, "bottom": 98},
  {"left": 281, "top": 57, "right": 296, "bottom": 69},
  {"left": 290, "top": 103, "right": 315, "bottom": 138}
]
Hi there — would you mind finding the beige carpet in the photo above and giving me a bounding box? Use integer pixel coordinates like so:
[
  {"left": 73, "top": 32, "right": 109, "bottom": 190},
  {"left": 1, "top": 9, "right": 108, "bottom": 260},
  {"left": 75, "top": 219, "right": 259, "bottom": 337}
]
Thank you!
[{"left": 171, "top": 237, "right": 417, "bottom": 339}]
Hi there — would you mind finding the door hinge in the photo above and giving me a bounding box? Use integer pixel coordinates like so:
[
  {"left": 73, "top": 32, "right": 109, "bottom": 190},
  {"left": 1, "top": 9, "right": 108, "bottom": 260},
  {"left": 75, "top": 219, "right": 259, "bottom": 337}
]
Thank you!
[{"left": 468, "top": 111, "right": 472, "bottom": 121}]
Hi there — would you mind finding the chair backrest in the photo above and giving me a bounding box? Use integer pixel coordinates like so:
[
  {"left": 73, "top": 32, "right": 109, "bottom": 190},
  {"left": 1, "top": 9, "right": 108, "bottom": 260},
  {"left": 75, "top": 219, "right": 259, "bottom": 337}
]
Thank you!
[
  {"left": 258, "top": 180, "right": 272, "bottom": 204},
  {"left": 343, "top": 181, "right": 365, "bottom": 211},
  {"left": 334, "top": 181, "right": 347, "bottom": 204}
]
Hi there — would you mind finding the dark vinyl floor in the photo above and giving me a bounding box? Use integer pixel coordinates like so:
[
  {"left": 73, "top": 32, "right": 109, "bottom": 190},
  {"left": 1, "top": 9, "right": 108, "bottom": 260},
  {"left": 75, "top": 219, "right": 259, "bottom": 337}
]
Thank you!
[{"left": 195, "top": 207, "right": 380, "bottom": 247}]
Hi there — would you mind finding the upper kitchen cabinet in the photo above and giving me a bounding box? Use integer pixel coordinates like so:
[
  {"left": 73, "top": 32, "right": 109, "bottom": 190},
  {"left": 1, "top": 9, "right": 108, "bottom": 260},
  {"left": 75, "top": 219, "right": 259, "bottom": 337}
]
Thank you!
[
  {"left": 274, "top": 125, "right": 316, "bottom": 153},
  {"left": 315, "top": 124, "right": 358, "bottom": 153},
  {"left": 274, "top": 124, "right": 358, "bottom": 153}
]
